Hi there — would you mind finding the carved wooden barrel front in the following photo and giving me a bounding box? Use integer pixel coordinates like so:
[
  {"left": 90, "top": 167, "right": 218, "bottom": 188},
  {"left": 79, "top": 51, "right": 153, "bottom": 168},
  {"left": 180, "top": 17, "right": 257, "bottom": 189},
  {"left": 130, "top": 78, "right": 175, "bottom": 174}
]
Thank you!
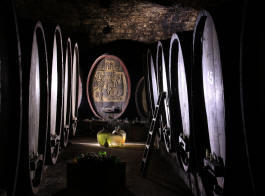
[
  {"left": 135, "top": 77, "right": 148, "bottom": 119},
  {"left": 86, "top": 54, "right": 131, "bottom": 120}
]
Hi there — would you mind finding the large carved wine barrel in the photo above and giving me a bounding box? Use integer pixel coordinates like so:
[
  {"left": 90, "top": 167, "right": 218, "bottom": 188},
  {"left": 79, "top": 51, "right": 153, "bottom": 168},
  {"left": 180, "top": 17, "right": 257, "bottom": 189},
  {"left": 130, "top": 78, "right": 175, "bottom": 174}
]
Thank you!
[
  {"left": 86, "top": 54, "right": 131, "bottom": 120},
  {"left": 135, "top": 77, "right": 148, "bottom": 120},
  {"left": 156, "top": 41, "right": 173, "bottom": 152},
  {"left": 17, "top": 21, "right": 49, "bottom": 195},
  {"left": 71, "top": 43, "right": 79, "bottom": 136},
  {"left": 61, "top": 38, "right": 72, "bottom": 147},
  {"left": 240, "top": 1, "right": 264, "bottom": 195},
  {"left": 0, "top": 1, "right": 22, "bottom": 195},
  {"left": 45, "top": 25, "right": 64, "bottom": 165},
  {"left": 169, "top": 33, "right": 192, "bottom": 172},
  {"left": 192, "top": 10, "right": 225, "bottom": 194}
]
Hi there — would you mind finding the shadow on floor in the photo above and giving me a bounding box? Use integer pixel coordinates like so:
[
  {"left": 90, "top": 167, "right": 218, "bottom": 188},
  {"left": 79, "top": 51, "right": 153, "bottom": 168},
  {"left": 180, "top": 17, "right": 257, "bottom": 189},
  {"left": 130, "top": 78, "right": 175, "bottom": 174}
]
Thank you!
[
  {"left": 145, "top": 175, "right": 193, "bottom": 196},
  {"left": 52, "top": 187, "right": 135, "bottom": 196}
]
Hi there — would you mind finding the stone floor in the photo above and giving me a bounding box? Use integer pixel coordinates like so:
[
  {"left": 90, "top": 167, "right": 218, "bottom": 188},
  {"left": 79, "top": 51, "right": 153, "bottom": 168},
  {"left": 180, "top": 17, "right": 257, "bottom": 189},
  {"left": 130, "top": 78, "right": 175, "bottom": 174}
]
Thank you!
[{"left": 36, "top": 136, "right": 193, "bottom": 196}]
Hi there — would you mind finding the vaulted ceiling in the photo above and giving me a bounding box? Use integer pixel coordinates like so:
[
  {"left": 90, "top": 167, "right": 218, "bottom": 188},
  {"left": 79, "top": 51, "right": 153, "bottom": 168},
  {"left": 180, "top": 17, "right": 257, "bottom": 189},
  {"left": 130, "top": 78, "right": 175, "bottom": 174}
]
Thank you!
[{"left": 15, "top": 0, "right": 230, "bottom": 45}]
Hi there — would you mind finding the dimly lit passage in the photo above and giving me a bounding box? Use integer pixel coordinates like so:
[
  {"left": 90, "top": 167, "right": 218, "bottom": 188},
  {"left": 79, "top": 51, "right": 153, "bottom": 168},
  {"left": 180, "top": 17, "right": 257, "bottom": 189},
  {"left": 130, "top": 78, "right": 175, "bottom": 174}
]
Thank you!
[{"left": 1, "top": 0, "right": 264, "bottom": 196}]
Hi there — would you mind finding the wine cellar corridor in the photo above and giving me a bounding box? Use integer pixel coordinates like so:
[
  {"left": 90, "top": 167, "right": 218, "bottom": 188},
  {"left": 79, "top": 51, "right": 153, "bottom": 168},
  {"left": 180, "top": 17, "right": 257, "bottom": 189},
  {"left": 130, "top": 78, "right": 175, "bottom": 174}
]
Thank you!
[{"left": 1, "top": 0, "right": 264, "bottom": 196}]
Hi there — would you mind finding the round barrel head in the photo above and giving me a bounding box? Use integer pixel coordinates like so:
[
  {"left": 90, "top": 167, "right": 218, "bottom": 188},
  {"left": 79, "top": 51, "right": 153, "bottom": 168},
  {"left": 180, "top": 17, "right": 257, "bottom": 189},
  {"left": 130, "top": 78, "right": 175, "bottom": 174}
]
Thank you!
[
  {"left": 147, "top": 50, "right": 158, "bottom": 115},
  {"left": 193, "top": 10, "right": 225, "bottom": 191},
  {"left": 86, "top": 54, "right": 131, "bottom": 120},
  {"left": 46, "top": 25, "right": 64, "bottom": 165},
  {"left": 28, "top": 21, "right": 49, "bottom": 194},
  {"left": 62, "top": 38, "right": 72, "bottom": 147},
  {"left": 169, "top": 33, "right": 191, "bottom": 171}
]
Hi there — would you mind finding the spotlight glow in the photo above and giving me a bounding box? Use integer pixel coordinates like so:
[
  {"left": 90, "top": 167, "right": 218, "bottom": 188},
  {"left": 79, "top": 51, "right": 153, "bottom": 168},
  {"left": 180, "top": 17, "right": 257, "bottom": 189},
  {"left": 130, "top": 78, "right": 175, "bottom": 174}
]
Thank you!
[{"left": 72, "top": 141, "right": 145, "bottom": 148}]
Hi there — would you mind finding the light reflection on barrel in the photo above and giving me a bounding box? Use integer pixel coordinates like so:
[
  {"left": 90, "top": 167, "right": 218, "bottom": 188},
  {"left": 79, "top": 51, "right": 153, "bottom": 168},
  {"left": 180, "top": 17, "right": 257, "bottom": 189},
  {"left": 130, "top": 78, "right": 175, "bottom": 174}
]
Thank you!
[
  {"left": 25, "top": 21, "right": 49, "bottom": 194},
  {"left": 156, "top": 41, "right": 172, "bottom": 152},
  {"left": 46, "top": 25, "right": 64, "bottom": 165},
  {"left": 193, "top": 10, "right": 225, "bottom": 194},
  {"left": 86, "top": 54, "right": 131, "bottom": 120},
  {"left": 71, "top": 43, "right": 79, "bottom": 136},
  {"left": 62, "top": 38, "right": 72, "bottom": 147},
  {"left": 0, "top": 1, "right": 22, "bottom": 195},
  {"left": 169, "top": 33, "right": 191, "bottom": 171}
]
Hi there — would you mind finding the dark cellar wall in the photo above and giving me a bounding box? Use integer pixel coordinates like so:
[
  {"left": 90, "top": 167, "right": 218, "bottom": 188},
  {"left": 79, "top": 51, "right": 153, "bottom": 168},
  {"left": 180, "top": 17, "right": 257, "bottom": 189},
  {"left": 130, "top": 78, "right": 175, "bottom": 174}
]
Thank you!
[{"left": 16, "top": 0, "right": 198, "bottom": 45}]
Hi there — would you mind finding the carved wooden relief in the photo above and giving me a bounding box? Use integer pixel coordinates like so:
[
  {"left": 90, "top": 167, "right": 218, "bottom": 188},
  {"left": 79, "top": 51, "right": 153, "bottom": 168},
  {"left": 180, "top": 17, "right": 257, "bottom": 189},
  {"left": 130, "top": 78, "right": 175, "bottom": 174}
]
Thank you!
[
  {"left": 92, "top": 59, "right": 127, "bottom": 103},
  {"left": 87, "top": 55, "right": 131, "bottom": 120}
]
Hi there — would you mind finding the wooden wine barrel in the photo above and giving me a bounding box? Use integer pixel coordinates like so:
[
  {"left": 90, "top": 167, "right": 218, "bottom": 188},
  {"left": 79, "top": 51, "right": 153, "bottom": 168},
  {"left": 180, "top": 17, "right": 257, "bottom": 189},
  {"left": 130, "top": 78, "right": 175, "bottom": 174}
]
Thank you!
[
  {"left": 86, "top": 54, "right": 131, "bottom": 120},
  {"left": 192, "top": 10, "right": 225, "bottom": 193},
  {"left": 169, "top": 33, "right": 192, "bottom": 172},
  {"left": 240, "top": 1, "right": 264, "bottom": 195},
  {"left": 17, "top": 21, "right": 49, "bottom": 195},
  {"left": 156, "top": 41, "right": 173, "bottom": 152},
  {"left": 146, "top": 49, "right": 158, "bottom": 116},
  {"left": 61, "top": 38, "right": 72, "bottom": 147},
  {"left": 45, "top": 25, "right": 64, "bottom": 165},
  {"left": 71, "top": 43, "right": 79, "bottom": 136},
  {"left": 0, "top": 1, "right": 22, "bottom": 195},
  {"left": 135, "top": 77, "right": 148, "bottom": 120}
]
